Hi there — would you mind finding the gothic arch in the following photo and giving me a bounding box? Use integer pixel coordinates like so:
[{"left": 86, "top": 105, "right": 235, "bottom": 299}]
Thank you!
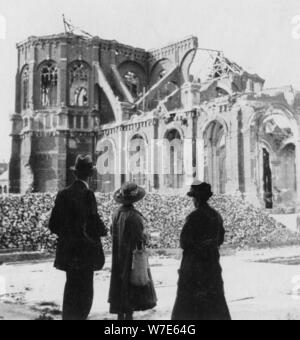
[
  {"left": 94, "top": 63, "right": 121, "bottom": 123},
  {"left": 180, "top": 48, "right": 197, "bottom": 83},
  {"left": 203, "top": 120, "right": 227, "bottom": 194},
  {"left": 128, "top": 133, "right": 148, "bottom": 187},
  {"left": 247, "top": 106, "right": 298, "bottom": 138},
  {"left": 160, "top": 122, "right": 185, "bottom": 140},
  {"left": 277, "top": 143, "right": 297, "bottom": 207},
  {"left": 216, "top": 84, "right": 232, "bottom": 96},
  {"left": 68, "top": 60, "right": 91, "bottom": 107},
  {"left": 37, "top": 60, "right": 58, "bottom": 109},
  {"left": 201, "top": 116, "right": 229, "bottom": 137},
  {"left": 150, "top": 58, "right": 173, "bottom": 86},
  {"left": 150, "top": 58, "right": 172, "bottom": 76},
  {"left": 20, "top": 65, "right": 30, "bottom": 111},
  {"left": 162, "top": 128, "right": 184, "bottom": 189},
  {"left": 118, "top": 60, "right": 147, "bottom": 98}
]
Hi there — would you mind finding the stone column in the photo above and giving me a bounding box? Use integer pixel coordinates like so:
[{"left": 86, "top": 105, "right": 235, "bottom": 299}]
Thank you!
[
  {"left": 9, "top": 114, "right": 23, "bottom": 193},
  {"left": 158, "top": 123, "right": 167, "bottom": 192},
  {"left": 183, "top": 137, "right": 194, "bottom": 189},
  {"left": 57, "top": 42, "right": 68, "bottom": 107},
  {"left": 243, "top": 126, "right": 259, "bottom": 206},
  {"left": 56, "top": 131, "right": 68, "bottom": 191},
  {"left": 212, "top": 145, "right": 218, "bottom": 192},
  {"left": 150, "top": 119, "right": 160, "bottom": 191},
  {"left": 182, "top": 115, "right": 195, "bottom": 189},
  {"left": 117, "top": 126, "right": 126, "bottom": 188},
  {"left": 196, "top": 136, "right": 205, "bottom": 181},
  {"left": 225, "top": 112, "right": 240, "bottom": 194},
  {"left": 28, "top": 45, "right": 36, "bottom": 110},
  {"left": 192, "top": 113, "right": 198, "bottom": 180},
  {"left": 91, "top": 44, "right": 99, "bottom": 109}
]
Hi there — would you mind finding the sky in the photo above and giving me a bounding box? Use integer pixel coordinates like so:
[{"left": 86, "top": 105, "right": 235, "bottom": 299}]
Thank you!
[{"left": 0, "top": 0, "right": 300, "bottom": 162}]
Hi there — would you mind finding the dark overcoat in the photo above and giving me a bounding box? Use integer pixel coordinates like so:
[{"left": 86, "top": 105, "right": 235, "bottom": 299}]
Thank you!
[
  {"left": 49, "top": 180, "right": 107, "bottom": 272},
  {"left": 172, "top": 203, "right": 231, "bottom": 321},
  {"left": 108, "top": 205, "right": 157, "bottom": 314}
]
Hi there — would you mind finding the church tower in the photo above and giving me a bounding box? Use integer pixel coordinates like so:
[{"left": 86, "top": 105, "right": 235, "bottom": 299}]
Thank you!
[{"left": 10, "top": 34, "right": 100, "bottom": 193}]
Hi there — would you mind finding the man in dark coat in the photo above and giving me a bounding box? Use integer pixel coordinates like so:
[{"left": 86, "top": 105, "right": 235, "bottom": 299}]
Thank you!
[{"left": 49, "top": 154, "right": 107, "bottom": 320}]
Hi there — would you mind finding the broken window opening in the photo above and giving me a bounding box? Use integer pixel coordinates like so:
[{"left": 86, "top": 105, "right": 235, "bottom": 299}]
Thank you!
[
  {"left": 40, "top": 62, "right": 58, "bottom": 108},
  {"left": 124, "top": 71, "right": 140, "bottom": 98},
  {"left": 69, "top": 61, "right": 89, "bottom": 107},
  {"left": 22, "top": 66, "right": 30, "bottom": 110},
  {"left": 75, "top": 87, "right": 88, "bottom": 106},
  {"left": 263, "top": 148, "right": 273, "bottom": 209}
]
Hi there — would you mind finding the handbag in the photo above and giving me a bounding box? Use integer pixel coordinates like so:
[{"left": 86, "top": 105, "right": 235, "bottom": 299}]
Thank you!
[{"left": 130, "top": 247, "right": 150, "bottom": 287}]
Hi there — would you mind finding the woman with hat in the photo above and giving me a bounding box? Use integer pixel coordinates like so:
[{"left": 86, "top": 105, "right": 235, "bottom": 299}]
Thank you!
[
  {"left": 172, "top": 180, "right": 231, "bottom": 320},
  {"left": 108, "top": 182, "right": 157, "bottom": 320}
]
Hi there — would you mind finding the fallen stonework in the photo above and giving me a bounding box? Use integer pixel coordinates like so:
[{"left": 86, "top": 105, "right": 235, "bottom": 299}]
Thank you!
[{"left": 0, "top": 194, "right": 299, "bottom": 253}]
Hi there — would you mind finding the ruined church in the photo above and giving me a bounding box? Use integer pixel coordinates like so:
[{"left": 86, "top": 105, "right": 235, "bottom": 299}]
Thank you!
[{"left": 9, "top": 32, "right": 300, "bottom": 211}]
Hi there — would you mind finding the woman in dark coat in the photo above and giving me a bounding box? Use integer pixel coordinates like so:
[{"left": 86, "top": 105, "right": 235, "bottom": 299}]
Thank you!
[
  {"left": 172, "top": 181, "right": 231, "bottom": 321},
  {"left": 109, "top": 182, "right": 157, "bottom": 320}
]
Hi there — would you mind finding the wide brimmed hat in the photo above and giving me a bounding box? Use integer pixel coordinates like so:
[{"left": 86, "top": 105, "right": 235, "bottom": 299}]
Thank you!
[
  {"left": 187, "top": 180, "right": 213, "bottom": 200},
  {"left": 114, "top": 182, "right": 146, "bottom": 205},
  {"left": 70, "top": 154, "right": 96, "bottom": 173}
]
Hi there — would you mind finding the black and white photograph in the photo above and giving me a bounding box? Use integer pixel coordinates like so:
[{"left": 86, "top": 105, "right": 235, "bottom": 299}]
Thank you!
[{"left": 1, "top": 0, "right": 300, "bottom": 323}]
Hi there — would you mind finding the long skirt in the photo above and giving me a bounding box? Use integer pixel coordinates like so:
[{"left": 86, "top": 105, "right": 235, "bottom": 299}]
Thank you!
[
  {"left": 172, "top": 250, "right": 231, "bottom": 321},
  {"left": 109, "top": 268, "right": 157, "bottom": 315}
]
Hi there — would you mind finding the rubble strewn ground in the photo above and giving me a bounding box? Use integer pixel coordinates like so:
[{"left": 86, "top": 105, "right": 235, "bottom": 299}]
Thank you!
[
  {"left": 1, "top": 193, "right": 299, "bottom": 252},
  {"left": 1, "top": 246, "right": 300, "bottom": 320}
]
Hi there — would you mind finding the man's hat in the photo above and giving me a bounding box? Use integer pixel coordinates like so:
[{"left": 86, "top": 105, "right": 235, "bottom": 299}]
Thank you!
[
  {"left": 114, "top": 182, "right": 146, "bottom": 205},
  {"left": 70, "top": 154, "right": 96, "bottom": 173},
  {"left": 187, "top": 180, "right": 213, "bottom": 200}
]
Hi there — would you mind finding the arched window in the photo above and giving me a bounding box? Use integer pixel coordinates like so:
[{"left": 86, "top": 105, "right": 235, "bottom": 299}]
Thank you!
[
  {"left": 163, "top": 129, "right": 184, "bottom": 189},
  {"left": 69, "top": 61, "right": 89, "bottom": 107},
  {"left": 203, "top": 121, "right": 226, "bottom": 194},
  {"left": 124, "top": 71, "right": 140, "bottom": 98},
  {"left": 129, "top": 134, "right": 147, "bottom": 186},
  {"left": 40, "top": 62, "right": 58, "bottom": 108},
  {"left": 21, "top": 66, "right": 30, "bottom": 110},
  {"left": 96, "top": 139, "right": 116, "bottom": 193}
]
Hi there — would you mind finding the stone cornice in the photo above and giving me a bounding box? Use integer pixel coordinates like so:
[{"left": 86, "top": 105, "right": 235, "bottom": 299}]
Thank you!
[
  {"left": 101, "top": 118, "right": 158, "bottom": 136},
  {"left": 17, "top": 33, "right": 95, "bottom": 50},
  {"left": 17, "top": 130, "right": 96, "bottom": 139}
]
